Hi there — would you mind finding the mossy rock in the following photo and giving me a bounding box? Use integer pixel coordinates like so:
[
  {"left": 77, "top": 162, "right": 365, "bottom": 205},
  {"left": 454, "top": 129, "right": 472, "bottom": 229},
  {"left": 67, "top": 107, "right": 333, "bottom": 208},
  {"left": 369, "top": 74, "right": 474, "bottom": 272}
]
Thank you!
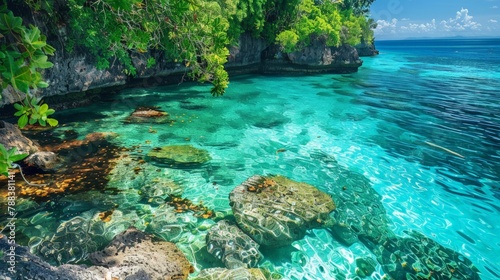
[{"left": 146, "top": 145, "right": 211, "bottom": 166}]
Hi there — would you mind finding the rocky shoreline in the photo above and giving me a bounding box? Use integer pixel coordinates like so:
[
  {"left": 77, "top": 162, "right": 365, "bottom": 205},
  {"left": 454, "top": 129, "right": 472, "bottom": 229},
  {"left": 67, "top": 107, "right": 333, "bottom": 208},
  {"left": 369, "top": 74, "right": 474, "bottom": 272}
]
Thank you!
[{"left": 0, "top": 28, "right": 375, "bottom": 110}]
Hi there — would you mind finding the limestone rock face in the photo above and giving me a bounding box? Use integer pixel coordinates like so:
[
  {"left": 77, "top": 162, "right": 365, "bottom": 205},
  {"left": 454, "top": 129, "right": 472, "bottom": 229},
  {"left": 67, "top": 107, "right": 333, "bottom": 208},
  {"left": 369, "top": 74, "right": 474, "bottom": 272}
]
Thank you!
[
  {"left": 206, "top": 220, "right": 262, "bottom": 269},
  {"left": 147, "top": 145, "right": 211, "bottom": 166},
  {"left": 355, "top": 41, "right": 379, "bottom": 57},
  {"left": 89, "top": 227, "right": 193, "bottom": 279},
  {"left": 229, "top": 175, "right": 336, "bottom": 247},
  {"left": 0, "top": 120, "right": 40, "bottom": 155}
]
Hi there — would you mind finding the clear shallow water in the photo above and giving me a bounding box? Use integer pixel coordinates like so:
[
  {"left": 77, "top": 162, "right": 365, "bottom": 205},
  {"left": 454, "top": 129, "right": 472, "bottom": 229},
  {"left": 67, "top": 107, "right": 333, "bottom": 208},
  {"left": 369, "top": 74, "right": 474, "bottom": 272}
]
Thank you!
[{"left": 2, "top": 38, "right": 500, "bottom": 279}]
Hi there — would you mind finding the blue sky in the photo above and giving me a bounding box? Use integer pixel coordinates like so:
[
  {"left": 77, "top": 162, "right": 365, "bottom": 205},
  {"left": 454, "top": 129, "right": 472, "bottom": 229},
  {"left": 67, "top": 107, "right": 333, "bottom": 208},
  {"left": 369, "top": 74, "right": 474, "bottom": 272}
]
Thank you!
[{"left": 370, "top": 0, "right": 500, "bottom": 39}]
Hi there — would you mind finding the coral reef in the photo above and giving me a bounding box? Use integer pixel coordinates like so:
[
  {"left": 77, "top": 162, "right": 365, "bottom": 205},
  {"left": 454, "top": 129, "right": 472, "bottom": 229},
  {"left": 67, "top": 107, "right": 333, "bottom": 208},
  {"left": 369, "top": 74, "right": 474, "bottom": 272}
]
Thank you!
[
  {"left": 206, "top": 220, "right": 262, "bottom": 268},
  {"left": 229, "top": 175, "right": 335, "bottom": 247}
]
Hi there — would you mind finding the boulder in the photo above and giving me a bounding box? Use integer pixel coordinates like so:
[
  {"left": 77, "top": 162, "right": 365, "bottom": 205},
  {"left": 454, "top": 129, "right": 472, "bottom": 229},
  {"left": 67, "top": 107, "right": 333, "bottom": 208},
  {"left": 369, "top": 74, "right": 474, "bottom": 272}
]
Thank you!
[
  {"left": 206, "top": 220, "right": 262, "bottom": 269},
  {"left": 24, "top": 151, "right": 61, "bottom": 172},
  {"left": 89, "top": 227, "right": 193, "bottom": 279},
  {"left": 0, "top": 120, "right": 39, "bottom": 155},
  {"left": 229, "top": 175, "right": 336, "bottom": 247},
  {"left": 147, "top": 145, "right": 211, "bottom": 166}
]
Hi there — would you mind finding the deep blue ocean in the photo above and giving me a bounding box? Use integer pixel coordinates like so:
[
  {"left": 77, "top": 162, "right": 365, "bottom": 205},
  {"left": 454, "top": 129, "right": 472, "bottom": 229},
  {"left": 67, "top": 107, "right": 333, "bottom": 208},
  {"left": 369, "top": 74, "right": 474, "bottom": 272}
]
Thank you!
[{"left": 2, "top": 38, "right": 499, "bottom": 279}]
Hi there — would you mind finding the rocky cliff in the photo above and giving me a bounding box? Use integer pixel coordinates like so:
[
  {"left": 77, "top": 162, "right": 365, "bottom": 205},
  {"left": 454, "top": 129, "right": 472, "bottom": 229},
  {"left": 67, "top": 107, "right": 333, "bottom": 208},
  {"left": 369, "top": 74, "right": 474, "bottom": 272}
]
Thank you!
[{"left": 0, "top": 9, "right": 370, "bottom": 108}]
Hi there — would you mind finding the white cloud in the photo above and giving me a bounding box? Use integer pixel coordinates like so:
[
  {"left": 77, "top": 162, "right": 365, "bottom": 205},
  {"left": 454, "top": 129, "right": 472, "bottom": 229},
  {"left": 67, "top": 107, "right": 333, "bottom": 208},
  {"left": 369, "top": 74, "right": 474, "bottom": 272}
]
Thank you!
[
  {"left": 492, "top": 6, "right": 498, "bottom": 9},
  {"left": 402, "top": 19, "right": 437, "bottom": 32},
  {"left": 440, "top": 8, "right": 481, "bottom": 31},
  {"left": 489, "top": 19, "right": 498, "bottom": 23},
  {"left": 375, "top": 18, "right": 398, "bottom": 34}
]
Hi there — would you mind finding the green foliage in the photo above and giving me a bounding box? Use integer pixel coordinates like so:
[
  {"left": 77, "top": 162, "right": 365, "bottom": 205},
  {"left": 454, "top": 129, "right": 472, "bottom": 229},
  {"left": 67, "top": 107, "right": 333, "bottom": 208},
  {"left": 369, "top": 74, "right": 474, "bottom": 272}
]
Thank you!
[
  {"left": 273, "top": 0, "right": 376, "bottom": 53},
  {"left": 65, "top": 0, "right": 235, "bottom": 96},
  {"left": 14, "top": 95, "right": 58, "bottom": 128},
  {"left": 275, "top": 0, "right": 342, "bottom": 52},
  {"left": 0, "top": 144, "right": 28, "bottom": 177},
  {"left": 0, "top": 9, "right": 55, "bottom": 95},
  {"left": 0, "top": 6, "right": 57, "bottom": 128}
]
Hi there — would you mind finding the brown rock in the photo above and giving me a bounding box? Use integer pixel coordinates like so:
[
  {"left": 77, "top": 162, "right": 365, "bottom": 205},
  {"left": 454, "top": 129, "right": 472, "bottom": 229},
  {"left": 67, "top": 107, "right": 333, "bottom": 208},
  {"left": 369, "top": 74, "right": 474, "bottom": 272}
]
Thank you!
[{"left": 89, "top": 228, "right": 193, "bottom": 279}]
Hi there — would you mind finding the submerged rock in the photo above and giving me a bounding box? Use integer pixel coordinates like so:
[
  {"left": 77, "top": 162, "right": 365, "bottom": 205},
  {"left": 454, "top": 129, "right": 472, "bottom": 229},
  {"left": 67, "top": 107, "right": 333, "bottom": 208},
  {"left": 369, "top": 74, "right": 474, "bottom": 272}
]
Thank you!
[
  {"left": 329, "top": 170, "right": 395, "bottom": 246},
  {"left": 206, "top": 220, "right": 262, "bottom": 269},
  {"left": 0, "top": 234, "right": 109, "bottom": 279},
  {"left": 89, "top": 227, "right": 193, "bottom": 279},
  {"left": 194, "top": 267, "right": 271, "bottom": 280},
  {"left": 355, "top": 257, "right": 377, "bottom": 278},
  {"left": 125, "top": 106, "right": 170, "bottom": 123},
  {"left": 360, "top": 230, "right": 480, "bottom": 280},
  {"left": 147, "top": 145, "right": 211, "bottom": 166},
  {"left": 229, "top": 175, "right": 336, "bottom": 247}
]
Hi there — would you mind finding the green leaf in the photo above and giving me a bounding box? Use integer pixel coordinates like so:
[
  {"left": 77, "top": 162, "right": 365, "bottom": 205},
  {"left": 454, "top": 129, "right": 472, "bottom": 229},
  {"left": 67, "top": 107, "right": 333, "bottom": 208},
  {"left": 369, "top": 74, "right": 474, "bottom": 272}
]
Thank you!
[
  {"left": 47, "top": 118, "right": 58, "bottom": 127},
  {"left": 0, "top": 162, "right": 9, "bottom": 177},
  {"left": 6, "top": 147, "right": 17, "bottom": 157},
  {"left": 9, "top": 153, "right": 28, "bottom": 162},
  {"left": 18, "top": 114, "right": 28, "bottom": 128},
  {"left": 32, "top": 55, "right": 53, "bottom": 69},
  {"left": 46, "top": 109, "right": 55, "bottom": 115},
  {"left": 38, "top": 118, "right": 46, "bottom": 126},
  {"left": 0, "top": 144, "right": 8, "bottom": 156},
  {"left": 14, "top": 111, "right": 24, "bottom": 117},
  {"left": 13, "top": 103, "right": 23, "bottom": 110},
  {"left": 42, "top": 44, "right": 56, "bottom": 55},
  {"left": 0, "top": 12, "right": 23, "bottom": 33},
  {"left": 37, "top": 81, "right": 49, "bottom": 88},
  {"left": 39, "top": 103, "right": 48, "bottom": 114},
  {"left": 29, "top": 116, "right": 37, "bottom": 125}
]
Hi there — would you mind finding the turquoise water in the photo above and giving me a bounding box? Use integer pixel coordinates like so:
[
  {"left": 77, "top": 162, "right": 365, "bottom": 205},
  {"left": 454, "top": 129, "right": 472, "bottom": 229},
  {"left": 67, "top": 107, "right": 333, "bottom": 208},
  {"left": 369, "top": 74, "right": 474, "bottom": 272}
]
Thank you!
[{"left": 3, "top": 38, "right": 500, "bottom": 279}]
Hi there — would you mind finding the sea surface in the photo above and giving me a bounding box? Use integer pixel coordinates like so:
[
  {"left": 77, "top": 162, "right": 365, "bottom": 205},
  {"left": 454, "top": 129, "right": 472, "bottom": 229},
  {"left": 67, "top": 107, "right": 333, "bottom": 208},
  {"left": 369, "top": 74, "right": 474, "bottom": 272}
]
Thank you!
[{"left": 2, "top": 38, "right": 500, "bottom": 279}]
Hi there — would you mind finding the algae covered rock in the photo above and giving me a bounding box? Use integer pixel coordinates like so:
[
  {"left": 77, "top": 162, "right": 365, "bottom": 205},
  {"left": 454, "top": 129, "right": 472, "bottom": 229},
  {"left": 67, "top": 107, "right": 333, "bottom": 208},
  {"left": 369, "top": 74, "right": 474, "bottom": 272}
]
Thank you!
[
  {"left": 194, "top": 267, "right": 271, "bottom": 280},
  {"left": 206, "top": 220, "right": 262, "bottom": 269},
  {"left": 229, "top": 175, "right": 335, "bottom": 247},
  {"left": 147, "top": 145, "right": 211, "bottom": 166},
  {"left": 89, "top": 227, "right": 193, "bottom": 279},
  {"left": 360, "top": 230, "right": 480, "bottom": 280}
]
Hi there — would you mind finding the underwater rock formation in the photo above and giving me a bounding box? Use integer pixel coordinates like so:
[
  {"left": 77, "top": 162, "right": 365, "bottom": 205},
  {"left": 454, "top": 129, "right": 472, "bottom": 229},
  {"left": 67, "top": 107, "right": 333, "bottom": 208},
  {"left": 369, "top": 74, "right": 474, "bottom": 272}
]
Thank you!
[
  {"left": 328, "top": 168, "right": 395, "bottom": 246},
  {"left": 0, "top": 120, "right": 40, "bottom": 154},
  {"left": 0, "top": 235, "right": 109, "bottom": 279},
  {"left": 125, "top": 106, "right": 171, "bottom": 123},
  {"left": 360, "top": 230, "right": 480, "bottom": 280},
  {"left": 194, "top": 267, "right": 270, "bottom": 280},
  {"left": 147, "top": 145, "right": 211, "bottom": 166},
  {"left": 89, "top": 227, "right": 193, "bottom": 279},
  {"left": 33, "top": 216, "right": 108, "bottom": 265},
  {"left": 206, "top": 220, "right": 262, "bottom": 269},
  {"left": 229, "top": 175, "right": 336, "bottom": 247}
]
